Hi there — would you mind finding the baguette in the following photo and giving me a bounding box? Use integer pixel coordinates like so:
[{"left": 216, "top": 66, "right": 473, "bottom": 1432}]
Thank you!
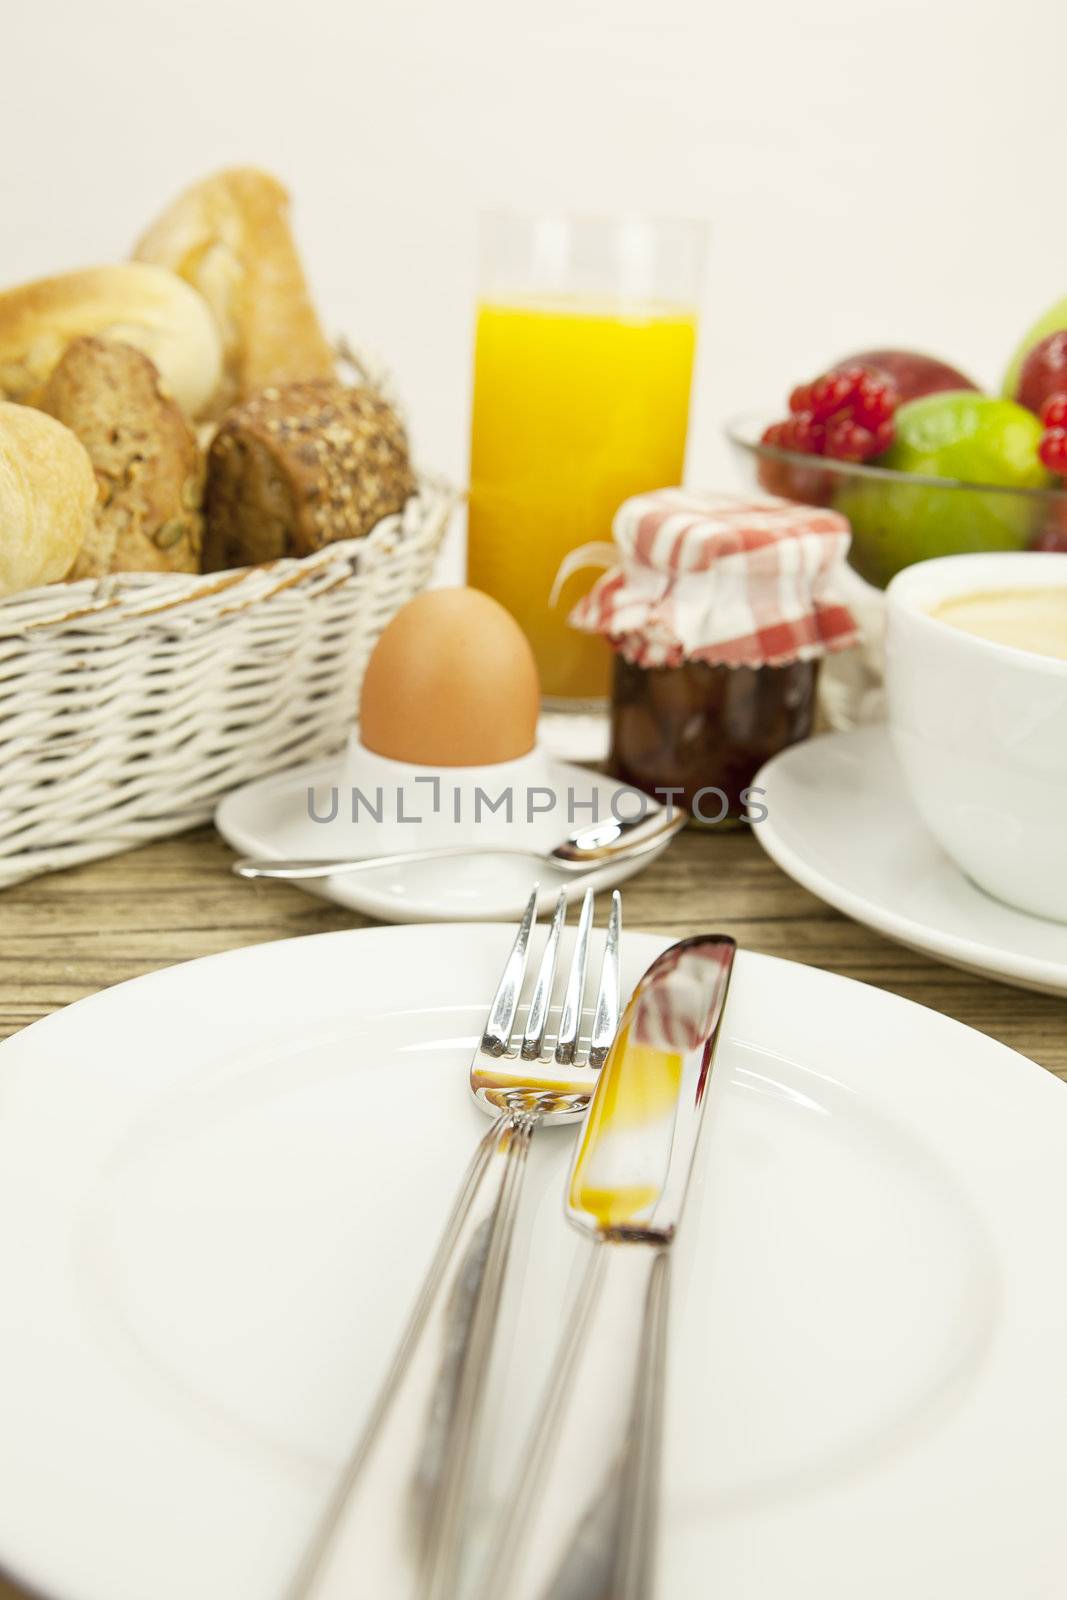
[{"left": 133, "top": 167, "right": 336, "bottom": 411}]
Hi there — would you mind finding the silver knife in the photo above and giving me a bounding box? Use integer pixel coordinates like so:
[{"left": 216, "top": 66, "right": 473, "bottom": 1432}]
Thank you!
[{"left": 474, "top": 933, "right": 736, "bottom": 1600}]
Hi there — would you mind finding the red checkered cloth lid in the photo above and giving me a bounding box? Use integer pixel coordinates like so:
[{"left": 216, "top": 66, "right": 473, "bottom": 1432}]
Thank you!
[{"left": 563, "top": 488, "right": 860, "bottom": 669}]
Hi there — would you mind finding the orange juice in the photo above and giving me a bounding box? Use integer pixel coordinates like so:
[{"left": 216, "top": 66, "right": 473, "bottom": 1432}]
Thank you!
[{"left": 468, "top": 298, "right": 697, "bottom": 701}]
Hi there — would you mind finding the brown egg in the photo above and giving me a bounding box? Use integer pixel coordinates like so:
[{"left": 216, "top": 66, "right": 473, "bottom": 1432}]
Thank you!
[{"left": 359, "top": 587, "right": 541, "bottom": 766}]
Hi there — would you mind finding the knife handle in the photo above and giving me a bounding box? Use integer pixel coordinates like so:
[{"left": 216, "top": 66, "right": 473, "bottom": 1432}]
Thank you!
[
  {"left": 288, "top": 1109, "right": 535, "bottom": 1600},
  {"left": 477, "top": 1237, "right": 671, "bottom": 1600}
]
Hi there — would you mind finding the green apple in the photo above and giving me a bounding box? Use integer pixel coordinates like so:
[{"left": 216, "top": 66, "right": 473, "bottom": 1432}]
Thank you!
[
  {"left": 1003, "top": 296, "right": 1067, "bottom": 400},
  {"left": 834, "top": 392, "right": 1051, "bottom": 587}
]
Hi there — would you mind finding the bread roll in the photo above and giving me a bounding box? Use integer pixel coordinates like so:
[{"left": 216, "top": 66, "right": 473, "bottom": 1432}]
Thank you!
[
  {"left": 0, "top": 403, "right": 96, "bottom": 598},
  {"left": 40, "top": 338, "right": 204, "bottom": 578},
  {"left": 203, "top": 379, "right": 415, "bottom": 571},
  {"left": 133, "top": 168, "right": 336, "bottom": 411},
  {"left": 0, "top": 264, "right": 222, "bottom": 418}
]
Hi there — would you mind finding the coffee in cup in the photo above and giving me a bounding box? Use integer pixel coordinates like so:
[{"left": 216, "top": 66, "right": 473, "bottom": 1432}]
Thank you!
[{"left": 927, "top": 586, "right": 1067, "bottom": 662}]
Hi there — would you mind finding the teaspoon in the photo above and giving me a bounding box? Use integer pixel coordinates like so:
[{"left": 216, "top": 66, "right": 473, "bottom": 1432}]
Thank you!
[{"left": 232, "top": 808, "right": 686, "bottom": 881}]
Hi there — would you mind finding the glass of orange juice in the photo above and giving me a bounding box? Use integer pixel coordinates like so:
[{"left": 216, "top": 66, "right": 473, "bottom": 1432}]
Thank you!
[{"left": 468, "top": 212, "right": 706, "bottom": 708}]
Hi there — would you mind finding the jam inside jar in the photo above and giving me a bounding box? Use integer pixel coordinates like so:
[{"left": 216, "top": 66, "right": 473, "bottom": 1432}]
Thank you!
[{"left": 609, "top": 654, "right": 819, "bottom": 825}]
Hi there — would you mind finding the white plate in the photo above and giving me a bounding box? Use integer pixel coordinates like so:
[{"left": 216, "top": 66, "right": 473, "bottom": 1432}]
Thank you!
[
  {"left": 753, "top": 726, "right": 1067, "bottom": 996},
  {"left": 0, "top": 925, "right": 1065, "bottom": 1600},
  {"left": 215, "top": 757, "right": 671, "bottom": 922}
]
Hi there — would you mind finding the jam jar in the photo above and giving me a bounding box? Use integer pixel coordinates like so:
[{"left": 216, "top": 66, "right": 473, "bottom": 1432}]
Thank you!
[
  {"left": 609, "top": 654, "right": 819, "bottom": 823},
  {"left": 565, "top": 488, "right": 859, "bottom": 825}
]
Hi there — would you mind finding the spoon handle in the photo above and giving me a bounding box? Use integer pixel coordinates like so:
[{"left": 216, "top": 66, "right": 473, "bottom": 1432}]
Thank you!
[{"left": 232, "top": 845, "right": 550, "bottom": 880}]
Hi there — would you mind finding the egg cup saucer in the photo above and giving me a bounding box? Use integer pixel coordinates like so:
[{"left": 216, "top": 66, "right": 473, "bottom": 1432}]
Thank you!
[{"left": 215, "top": 750, "right": 675, "bottom": 923}]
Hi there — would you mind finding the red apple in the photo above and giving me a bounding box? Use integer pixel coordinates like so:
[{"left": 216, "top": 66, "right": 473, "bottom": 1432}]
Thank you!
[
  {"left": 1015, "top": 331, "right": 1067, "bottom": 418},
  {"left": 833, "top": 348, "right": 980, "bottom": 403}
]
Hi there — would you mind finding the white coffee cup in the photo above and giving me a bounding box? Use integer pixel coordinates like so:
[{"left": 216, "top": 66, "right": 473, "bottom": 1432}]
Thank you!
[{"left": 885, "top": 551, "right": 1067, "bottom": 923}]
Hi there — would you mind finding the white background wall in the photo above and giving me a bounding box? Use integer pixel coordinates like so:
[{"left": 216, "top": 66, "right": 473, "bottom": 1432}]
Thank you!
[{"left": 3, "top": 0, "right": 1064, "bottom": 569}]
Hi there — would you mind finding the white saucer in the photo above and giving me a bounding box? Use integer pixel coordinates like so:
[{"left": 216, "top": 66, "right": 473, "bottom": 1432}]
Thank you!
[
  {"left": 216, "top": 756, "right": 674, "bottom": 922},
  {"left": 753, "top": 726, "right": 1067, "bottom": 996}
]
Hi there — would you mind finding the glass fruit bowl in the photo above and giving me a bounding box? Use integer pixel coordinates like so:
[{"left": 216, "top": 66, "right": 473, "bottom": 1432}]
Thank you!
[{"left": 726, "top": 409, "right": 1067, "bottom": 588}]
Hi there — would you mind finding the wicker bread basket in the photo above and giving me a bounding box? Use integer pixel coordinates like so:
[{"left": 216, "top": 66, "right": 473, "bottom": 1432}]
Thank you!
[{"left": 0, "top": 476, "right": 452, "bottom": 888}]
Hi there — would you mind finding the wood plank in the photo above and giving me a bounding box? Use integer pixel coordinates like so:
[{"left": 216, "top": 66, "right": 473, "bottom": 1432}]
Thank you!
[{"left": 2, "top": 825, "right": 1064, "bottom": 1079}]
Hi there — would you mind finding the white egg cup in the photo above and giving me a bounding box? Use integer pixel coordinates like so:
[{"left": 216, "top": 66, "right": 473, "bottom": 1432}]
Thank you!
[{"left": 343, "top": 735, "right": 556, "bottom": 854}]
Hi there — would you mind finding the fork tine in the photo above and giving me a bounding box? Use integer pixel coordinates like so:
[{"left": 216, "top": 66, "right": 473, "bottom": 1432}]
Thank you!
[
  {"left": 555, "top": 886, "right": 594, "bottom": 1065},
  {"left": 521, "top": 889, "right": 567, "bottom": 1060},
  {"left": 481, "top": 886, "right": 538, "bottom": 1058},
  {"left": 588, "top": 889, "right": 622, "bottom": 1069}
]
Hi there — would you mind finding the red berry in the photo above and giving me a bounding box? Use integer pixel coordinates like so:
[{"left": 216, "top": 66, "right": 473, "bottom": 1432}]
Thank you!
[
  {"left": 1039, "top": 428, "right": 1067, "bottom": 474},
  {"left": 783, "top": 412, "right": 826, "bottom": 454},
  {"left": 806, "top": 369, "right": 862, "bottom": 421},
  {"left": 825, "top": 417, "right": 875, "bottom": 462},
  {"left": 1039, "top": 393, "right": 1067, "bottom": 430},
  {"left": 778, "top": 362, "right": 901, "bottom": 465},
  {"left": 761, "top": 359, "right": 905, "bottom": 498},
  {"left": 762, "top": 413, "right": 826, "bottom": 456},
  {"left": 852, "top": 374, "right": 899, "bottom": 430}
]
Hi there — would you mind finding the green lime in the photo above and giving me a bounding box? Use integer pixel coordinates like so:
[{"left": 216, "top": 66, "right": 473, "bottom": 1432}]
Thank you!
[
  {"left": 886, "top": 392, "right": 1050, "bottom": 487},
  {"left": 834, "top": 392, "right": 1050, "bottom": 587}
]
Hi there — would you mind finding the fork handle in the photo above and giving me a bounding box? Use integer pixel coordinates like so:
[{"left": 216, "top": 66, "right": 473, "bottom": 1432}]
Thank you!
[
  {"left": 288, "top": 1110, "right": 536, "bottom": 1600},
  {"left": 476, "top": 1239, "right": 671, "bottom": 1600}
]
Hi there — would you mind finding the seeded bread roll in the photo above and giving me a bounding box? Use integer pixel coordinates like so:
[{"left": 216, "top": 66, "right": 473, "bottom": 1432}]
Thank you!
[
  {"left": 0, "top": 402, "right": 96, "bottom": 598},
  {"left": 39, "top": 337, "right": 204, "bottom": 578},
  {"left": 133, "top": 168, "right": 336, "bottom": 412},
  {"left": 0, "top": 264, "right": 222, "bottom": 418},
  {"left": 202, "top": 380, "right": 415, "bottom": 572}
]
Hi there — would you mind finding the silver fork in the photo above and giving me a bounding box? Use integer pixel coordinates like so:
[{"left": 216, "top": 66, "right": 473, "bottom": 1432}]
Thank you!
[{"left": 288, "top": 884, "right": 622, "bottom": 1600}]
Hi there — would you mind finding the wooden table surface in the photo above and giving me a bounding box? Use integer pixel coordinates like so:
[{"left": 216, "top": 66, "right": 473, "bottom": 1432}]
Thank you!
[
  {"left": 0, "top": 822, "right": 1064, "bottom": 1599},
  {"left": 3, "top": 823, "right": 1065, "bottom": 1076}
]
